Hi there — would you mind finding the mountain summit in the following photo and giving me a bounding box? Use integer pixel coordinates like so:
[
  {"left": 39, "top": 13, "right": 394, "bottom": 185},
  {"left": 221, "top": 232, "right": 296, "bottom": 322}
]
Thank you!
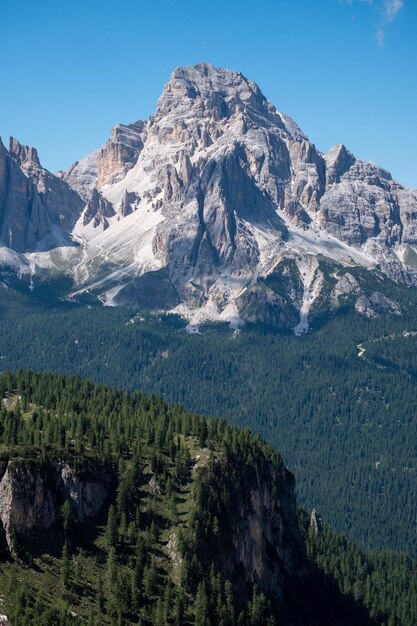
[{"left": 1, "top": 63, "right": 417, "bottom": 330}]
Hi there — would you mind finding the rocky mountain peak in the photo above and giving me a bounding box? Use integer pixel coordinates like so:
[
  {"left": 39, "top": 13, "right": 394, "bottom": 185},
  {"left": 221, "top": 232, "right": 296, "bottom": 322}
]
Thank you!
[
  {"left": 0, "top": 136, "right": 84, "bottom": 253},
  {"left": 109, "top": 120, "right": 145, "bottom": 144},
  {"left": 97, "top": 120, "right": 146, "bottom": 188},
  {"left": 3, "top": 63, "right": 417, "bottom": 332},
  {"left": 8, "top": 136, "right": 41, "bottom": 168},
  {"left": 152, "top": 62, "right": 298, "bottom": 137},
  {"left": 325, "top": 144, "right": 356, "bottom": 184}
]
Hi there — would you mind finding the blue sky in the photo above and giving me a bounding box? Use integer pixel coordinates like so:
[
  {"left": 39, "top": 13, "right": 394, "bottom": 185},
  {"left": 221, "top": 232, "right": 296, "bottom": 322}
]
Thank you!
[{"left": 0, "top": 0, "right": 416, "bottom": 187}]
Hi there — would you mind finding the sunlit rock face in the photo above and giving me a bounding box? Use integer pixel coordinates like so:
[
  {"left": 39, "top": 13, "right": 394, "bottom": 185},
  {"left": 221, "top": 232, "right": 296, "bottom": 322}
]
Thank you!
[
  {"left": 0, "top": 456, "right": 114, "bottom": 559},
  {"left": 2, "top": 63, "right": 417, "bottom": 329},
  {"left": 0, "top": 138, "right": 83, "bottom": 253}
]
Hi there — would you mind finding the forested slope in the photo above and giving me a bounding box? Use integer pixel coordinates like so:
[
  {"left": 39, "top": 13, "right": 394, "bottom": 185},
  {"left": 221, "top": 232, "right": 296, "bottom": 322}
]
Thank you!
[
  {"left": 0, "top": 281, "right": 416, "bottom": 555},
  {"left": 0, "top": 371, "right": 416, "bottom": 626}
]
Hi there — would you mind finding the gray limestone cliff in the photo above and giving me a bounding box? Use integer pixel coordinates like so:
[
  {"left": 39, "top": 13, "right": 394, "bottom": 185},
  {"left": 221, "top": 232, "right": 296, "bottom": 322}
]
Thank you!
[
  {"left": 60, "top": 121, "right": 146, "bottom": 200},
  {"left": 0, "top": 455, "right": 114, "bottom": 559},
  {"left": 0, "top": 138, "right": 84, "bottom": 253},
  {"left": 59, "top": 63, "right": 417, "bottom": 324},
  {"left": 194, "top": 451, "right": 303, "bottom": 600},
  {"left": 310, "top": 509, "right": 323, "bottom": 535}
]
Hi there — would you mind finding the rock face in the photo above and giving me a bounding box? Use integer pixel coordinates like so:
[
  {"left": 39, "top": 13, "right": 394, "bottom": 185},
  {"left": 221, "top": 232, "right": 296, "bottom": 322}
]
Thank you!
[
  {"left": 237, "top": 283, "right": 299, "bottom": 329},
  {"left": 198, "top": 452, "right": 302, "bottom": 599},
  {"left": 228, "top": 466, "right": 300, "bottom": 596},
  {"left": 60, "top": 63, "right": 417, "bottom": 326},
  {"left": 0, "top": 138, "right": 84, "bottom": 253},
  {"left": 310, "top": 509, "right": 323, "bottom": 535},
  {"left": 0, "top": 455, "right": 114, "bottom": 559},
  {"left": 354, "top": 292, "right": 402, "bottom": 317},
  {"left": 97, "top": 121, "right": 146, "bottom": 188},
  {"left": 0, "top": 461, "right": 57, "bottom": 558},
  {"left": 81, "top": 188, "right": 116, "bottom": 231},
  {"left": 60, "top": 121, "right": 146, "bottom": 200},
  {"left": 2, "top": 62, "right": 417, "bottom": 329}
]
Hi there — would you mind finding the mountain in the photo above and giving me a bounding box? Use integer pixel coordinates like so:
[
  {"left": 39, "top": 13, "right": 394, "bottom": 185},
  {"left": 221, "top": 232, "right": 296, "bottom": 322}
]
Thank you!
[
  {"left": 0, "top": 371, "right": 416, "bottom": 625},
  {"left": 1, "top": 62, "right": 417, "bottom": 331},
  {"left": 0, "top": 138, "right": 83, "bottom": 254}
]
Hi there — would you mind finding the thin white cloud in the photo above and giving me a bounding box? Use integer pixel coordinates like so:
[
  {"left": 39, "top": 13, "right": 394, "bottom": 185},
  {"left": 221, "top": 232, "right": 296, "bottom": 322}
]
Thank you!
[
  {"left": 384, "top": 0, "right": 404, "bottom": 22},
  {"left": 339, "top": 0, "right": 404, "bottom": 46},
  {"left": 339, "top": 0, "right": 373, "bottom": 3},
  {"left": 376, "top": 28, "right": 385, "bottom": 46},
  {"left": 377, "top": 0, "right": 404, "bottom": 45}
]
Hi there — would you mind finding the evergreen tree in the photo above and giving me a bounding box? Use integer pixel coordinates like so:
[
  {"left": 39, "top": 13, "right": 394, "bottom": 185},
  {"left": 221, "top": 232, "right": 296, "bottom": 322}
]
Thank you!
[
  {"left": 60, "top": 545, "right": 71, "bottom": 588},
  {"left": 105, "top": 505, "right": 118, "bottom": 551}
]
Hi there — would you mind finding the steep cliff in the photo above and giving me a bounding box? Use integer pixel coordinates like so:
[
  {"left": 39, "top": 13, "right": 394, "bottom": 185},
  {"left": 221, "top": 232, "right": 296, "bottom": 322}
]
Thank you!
[
  {"left": 0, "top": 445, "right": 300, "bottom": 604},
  {"left": 0, "top": 453, "right": 114, "bottom": 559},
  {"left": 60, "top": 121, "right": 146, "bottom": 199},
  {"left": 190, "top": 449, "right": 302, "bottom": 599},
  {"left": 0, "top": 138, "right": 84, "bottom": 253}
]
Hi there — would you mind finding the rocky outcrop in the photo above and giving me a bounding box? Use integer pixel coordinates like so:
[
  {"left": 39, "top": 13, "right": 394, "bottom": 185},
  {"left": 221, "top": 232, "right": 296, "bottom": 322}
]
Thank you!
[
  {"left": 237, "top": 284, "right": 299, "bottom": 329},
  {"left": 114, "top": 267, "right": 181, "bottom": 309},
  {"left": 325, "top": 144, "right": 356, "bottom": 186},
  {"left": 81, "top": 188, "right": 115, "bottom": 230},
  {"left": 229, "top": 466, "right": 300, "bottom": 596},
  {"left": 198, "top": 452, "right": 302, "bottom": 600},
  {"left": 58, "top": 148, "right": 101, "bottom": 202},
  {"left": 0, "top": 462, "right": 57, "bottom": 558},
  {"left": 60, "top": 121, "right": 146, "bottom": 200},
  {"left": 355, "top": 292, "right": 402, "bottom": 317},
  {"left": 399, "top": 189, "right": 417, "bottom": 245},
  {"left": 310, "top": 509, "right": 323, "bottom": 535},
  {"left": 318, "top": 158, "right": 403, "bottom": 246},
  {"left": 0, "top": 455, "right": 114, "bottom": 559},
  {"left": 330, "top": 272, "right": 361, "bottom": 308},
  {"left": 120, "top": 190, "right": 141, "bottom": 217},
  {"left": 97, "top": 121, "right": 146, "bottom": 188},
  {"left": 52, "top": 459, "right": 113, "bottom": 524},
  {"left": 0, "top": 138, "right": 84, "bottom": 253}
]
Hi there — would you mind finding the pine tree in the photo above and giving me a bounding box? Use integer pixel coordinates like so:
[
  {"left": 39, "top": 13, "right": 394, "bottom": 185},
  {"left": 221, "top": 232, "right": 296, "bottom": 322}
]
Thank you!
[
  {"left": 174, "top": 589, "right": 185, "bottom": 626},
  {"left": 61, "top": 500, "right": 72, "bottom": 538},
  {"left": 60, "top": 545, "right": 71, "bottom": 588},
  {"left": 96, "top": 572, "right": 105, "bottom": 612},
  {"left": 106, "top": 547, "right": 117, "bottom": 589},
  {"left": 194, "top": 582, "right": 210, "bottom": 626},
  {"left": 143, "top": 557, "right": 158, "bottom": 596},
  {"left": 105, "top": 505, "right": 118, "bottom": 550}
]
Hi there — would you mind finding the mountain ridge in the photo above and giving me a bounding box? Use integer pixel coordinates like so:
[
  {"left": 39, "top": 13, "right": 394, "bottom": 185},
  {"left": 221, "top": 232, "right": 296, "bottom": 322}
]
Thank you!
[{"left": 1, "top": 62, "right": 417, "bottom": 332}]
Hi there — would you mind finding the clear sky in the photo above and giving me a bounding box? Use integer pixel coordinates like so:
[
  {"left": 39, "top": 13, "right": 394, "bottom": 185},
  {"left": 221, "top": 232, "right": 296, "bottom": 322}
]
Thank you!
[{"left": 0, "top": 0, "right": 416, "bottom": 187}]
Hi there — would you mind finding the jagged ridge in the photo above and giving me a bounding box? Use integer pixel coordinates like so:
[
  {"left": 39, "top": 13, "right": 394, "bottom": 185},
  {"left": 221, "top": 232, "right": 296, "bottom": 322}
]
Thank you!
[{"left": 1, "top": 63, "right": 417, "bottom": 331}]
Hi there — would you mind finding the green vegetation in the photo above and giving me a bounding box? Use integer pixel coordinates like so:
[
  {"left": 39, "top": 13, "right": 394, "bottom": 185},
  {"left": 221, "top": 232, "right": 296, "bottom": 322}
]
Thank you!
[
  {"left": 1, "top": 278, "right": 417, "bottom": 555},
  {"left": 0, "top": 370, "right": 286, "bottom": 625},
  {"left": 306, "top": 522, "right": 417, "bottom": 626},
  {"left": 0, "top": 372, "right": 416, "bottom": 625}
]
